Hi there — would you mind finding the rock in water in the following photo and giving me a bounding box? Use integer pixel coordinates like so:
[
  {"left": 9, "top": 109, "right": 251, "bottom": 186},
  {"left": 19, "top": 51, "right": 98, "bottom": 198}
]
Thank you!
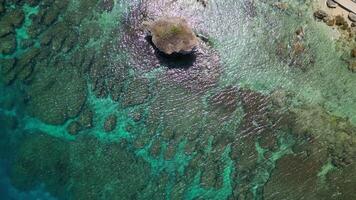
[
  {"left": 349, "top": 12, "right": 356, "bottom": 22},
  {"left": 314, "top": 10, "right": 328, "bottom": 20},
  {"left": 145, "top": 17, "right": 198, "bottom": 55},
  {"left": 66, "top": 121, "right": 81, "bottom": 135},
  {"left": 351, "top": 47, "right": 356, "bottom": 57},
  {"left": 326, "top": 0, "right": 338, "bottom": 8},
  {"left": 349, "top": 60, "right": 356, "bottom": 72},
  {"left": 104, "top": 114, "right": 117, "bottom": 132}
]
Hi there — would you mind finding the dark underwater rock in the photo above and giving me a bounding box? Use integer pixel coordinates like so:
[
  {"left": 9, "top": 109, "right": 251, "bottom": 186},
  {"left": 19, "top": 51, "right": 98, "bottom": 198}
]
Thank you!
[
  {"left": 63, "top": 0, "right": 98, "bottom": 26},
  {"left": 10, "top": 133, "right": 70, "bottom": 196},
  {"left": 26, "top": 67, "right": 87, "bottom": 125},
  {"left": 98, "top": 0, "right": 115, "bottom": 12},
  {"left": 0, "top": 33, "right": 16, "bottom": 55},
  {"left": 27, "top": 0, "right": 41, "bottom": 7},
  {"left": 146, "top": 83, "right": 205, "bottom": 141},
  {"left": 77, "top": 107, "right": 94, "bottom": 129},
  {"left": 43, "top": 4, "right": 62, "bottom": 26},
  {"left": 208, "top": 86, "right": 239, "bottom": 121},
  {"left": 322, "top": 164, "right": 356, "bottom": 200},
  {"left": 107, "top": 76, "right": 124, "bottom": 101},
  {"left": 17, "top": 48, "right": 40, "bottom": 69},
  {"left": 0, "top": 113, "right": 18, "bottom": 130},
  {"left": 0, "top": 22, "right": 13, "bottom": 37},
  {"left": 291, "top": 105, "right": 356, "bottom": 168},
  {"left": 351, "top": 47, "right": 356, "bottom": 57},
  {"left": 92, "top": 77, "right": 108, "bottom": 98},
  {"left": 66, "top": 107, "right": 94, "bottom": 135},
  {"left": 61, "top": 30, "right": 78, "bottom": 53},
  {"left": 66, "top": 121, "right": 81, "bottom": 135},
  {"left": 40, "top": 22, "right": 77, "bottom": 53},
  {"left": 200, "top": 154, "right": 224, "bottom": 188},
  {"left": 238, "top": 88, "right": 271, "bottom": 136},
  {"left": 2, "top": 9, "right": 25, "bottom": 28},
  {"left": 122, "top": 77, "right": 150, "bottom": 107},
  {"left": 0, "top": 58, "right": 16, "bottom": 75},
  {"left": 263, "top": 153, "right": 323, "bottom": 200},
  {"left": 1, "top": 48, "right": 41, "bottom": 85},
  {"left": 314, "top": 10, "right": 328, "bottom": 20},
  {"left": 149, "top": 139, "right": 161, "bottom": 158},
  {"left": 0, "top": 114, "right": 20, "bottom": 160},
  {"left": 68, "top": 137, "right": 151, "bottom": 200},
  {"left": 131, "top": 111, "right": 142, "bottom": 122},
  {"left": 20, "top": 39, "right": 34, "bottom": 49},
  {"left": 104, "top": 114, "right": 117, "bottom": 132},
  {"left": 0, "top": 1, "right": 4, "bottom": 14},
  {"left": 349, "top": 60, "right": 356, "bottom": 72},
  {"left": 87, "top": 42, "right": 128, "bottom": 101},
  {"left": 0, "top": 68, "right": 16, "bottom": 85},
  {"left": 335, "top": 15, "right": 348, "bottom": 30},
  {"left": 10, "top": 134, "right": 152, "bottom": 200},
  {"left": 164, "top": 142, "right": 176, "bottom": 160}
]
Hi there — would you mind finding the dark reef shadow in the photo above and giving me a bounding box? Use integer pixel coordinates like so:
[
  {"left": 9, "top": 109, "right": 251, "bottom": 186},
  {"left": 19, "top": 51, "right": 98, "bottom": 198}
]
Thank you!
[{"left": 145, "top": 36, "right": 196, "bottom": 69}]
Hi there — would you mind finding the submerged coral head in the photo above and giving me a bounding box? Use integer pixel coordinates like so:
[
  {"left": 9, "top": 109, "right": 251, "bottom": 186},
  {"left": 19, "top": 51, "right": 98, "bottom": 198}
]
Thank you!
[{"left": 145, "top": 17, "right": 198, "bottom": 55}]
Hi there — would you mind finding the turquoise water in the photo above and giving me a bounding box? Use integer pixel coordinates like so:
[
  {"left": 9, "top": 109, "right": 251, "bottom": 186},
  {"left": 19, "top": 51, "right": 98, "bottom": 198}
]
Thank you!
[{"left": 0, "top": 0, "right": 355, "bottom": 199}]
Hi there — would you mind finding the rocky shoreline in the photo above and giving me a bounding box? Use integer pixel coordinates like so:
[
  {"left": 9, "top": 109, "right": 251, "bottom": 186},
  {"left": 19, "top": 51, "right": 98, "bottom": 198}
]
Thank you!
[{"left": 314, "top": 0, "right": 356, "bottom": 72}]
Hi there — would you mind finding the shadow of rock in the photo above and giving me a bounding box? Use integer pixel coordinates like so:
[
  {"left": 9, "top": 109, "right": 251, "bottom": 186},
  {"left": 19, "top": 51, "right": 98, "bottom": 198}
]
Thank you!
[{"left": 145, "top": 35, "right": 196, "bottom": 70}]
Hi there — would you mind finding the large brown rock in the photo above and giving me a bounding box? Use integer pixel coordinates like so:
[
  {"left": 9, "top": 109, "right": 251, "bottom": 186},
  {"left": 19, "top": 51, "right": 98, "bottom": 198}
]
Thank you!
[{"left": 145, "top": 17, "right": 198, "bottom": 55}]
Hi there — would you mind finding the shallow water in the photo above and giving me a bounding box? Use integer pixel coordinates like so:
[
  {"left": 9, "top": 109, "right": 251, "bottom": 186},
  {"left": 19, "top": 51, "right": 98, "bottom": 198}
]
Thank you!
[{"left": 0, "top": 0, "right": 355, "bottom": 199}]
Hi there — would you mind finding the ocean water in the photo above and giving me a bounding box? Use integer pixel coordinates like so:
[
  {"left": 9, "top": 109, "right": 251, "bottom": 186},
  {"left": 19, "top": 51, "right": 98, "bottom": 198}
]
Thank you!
[{"left": 0, "top": 0, "right": 355, "bottom": 199}]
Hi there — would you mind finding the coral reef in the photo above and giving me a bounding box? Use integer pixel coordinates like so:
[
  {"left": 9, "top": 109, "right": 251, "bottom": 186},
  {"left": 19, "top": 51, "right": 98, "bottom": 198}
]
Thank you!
[
  {"left": 10, "top": 133, "right": 152, "bottom": 200},
  {"left": 10, "top": 133, "right": 70, "bottom": 197},
  {"left": 264, "top": 153, "right": 323, "bottom": 200},
  {"left": 291, "top": 105, "right": 356, "bottom": 168},
  {"left": 26, "top": 66, "right": 87, "bottom": 125},
  {"left": 1, "top": 0, "right": 356, "bottom": 199},
  {"left": 121, "top": 77, "right": 150, "bottom": 107}
]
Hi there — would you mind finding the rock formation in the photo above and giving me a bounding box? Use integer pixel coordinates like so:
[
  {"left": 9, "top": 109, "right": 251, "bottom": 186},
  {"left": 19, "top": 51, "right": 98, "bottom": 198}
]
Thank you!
[{"left": 145, "top": 17, "right": 198, "bottom": 55}]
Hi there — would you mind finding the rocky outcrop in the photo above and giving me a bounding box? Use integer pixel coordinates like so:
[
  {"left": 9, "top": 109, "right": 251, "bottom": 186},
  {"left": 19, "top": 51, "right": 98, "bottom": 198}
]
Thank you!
[
  {"left": 104, "top": 114, "right": 117, "bottom": 132},
  {"left": 145, "top": 17, "right": 198, "bottom": 55}
]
